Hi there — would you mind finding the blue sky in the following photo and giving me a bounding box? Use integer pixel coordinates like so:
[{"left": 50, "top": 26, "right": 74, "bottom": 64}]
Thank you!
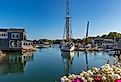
[{"left": 0, "top": 0, "right": 121, "bottom": 40}]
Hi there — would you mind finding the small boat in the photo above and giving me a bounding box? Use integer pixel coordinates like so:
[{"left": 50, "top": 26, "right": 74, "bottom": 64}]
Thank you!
[{"left": 37, "top": 42, "right": 52, "bottom": 48}]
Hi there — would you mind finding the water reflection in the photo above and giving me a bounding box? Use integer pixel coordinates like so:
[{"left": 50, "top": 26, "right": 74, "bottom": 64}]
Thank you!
[
  {"left": 60, "top": 51, "right": 119, "bottom": 74},
  {"left": 84, "top": 51, "right": 88, "bottom": 71},
  {"left": 61, "top": 51, "right": 90, "bottom": 74},
  {"left": 61, "top": 51, "right": 75, "bottom": 74},
  {"left": 0, "top": 51, "right": 34, "bottom": 76}
]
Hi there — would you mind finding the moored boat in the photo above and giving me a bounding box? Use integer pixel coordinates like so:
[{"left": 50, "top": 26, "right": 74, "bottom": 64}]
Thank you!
[
  {"left": 60, "top": 0, "right": 75, "bottom": 52},
  {"left": 36, "top": 42, "right": 52, "bottom": 48}
]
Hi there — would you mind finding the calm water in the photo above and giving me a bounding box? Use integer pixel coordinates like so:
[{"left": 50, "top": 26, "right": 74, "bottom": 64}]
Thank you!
[{"left": 0, "top": 45, "right": 119, "bottom": 82}]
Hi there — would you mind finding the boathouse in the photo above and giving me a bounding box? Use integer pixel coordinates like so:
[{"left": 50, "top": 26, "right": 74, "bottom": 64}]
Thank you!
[{"left": 0, "top": 28, "right": 35, "bottom": 51}]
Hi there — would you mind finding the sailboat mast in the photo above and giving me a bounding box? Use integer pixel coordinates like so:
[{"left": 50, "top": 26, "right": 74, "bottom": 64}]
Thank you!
[
  {"left": 85, "top": 21, "right": 89, "bottom": 45},
  {"left": 86, "top": 21, "right": 89, "bottom": 38},
  {"left": 66, "top": 0, "right": 71, "bottom": 41}
]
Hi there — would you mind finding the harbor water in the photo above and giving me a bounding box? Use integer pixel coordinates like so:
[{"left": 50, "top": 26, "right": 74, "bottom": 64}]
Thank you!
[{"left": 0, "top": 45, "right": 119, "bottom": 82}]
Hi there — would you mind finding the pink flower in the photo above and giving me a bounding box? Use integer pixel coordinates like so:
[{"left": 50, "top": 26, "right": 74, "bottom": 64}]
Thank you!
[
  {"left": 71, "top": 78, "right": 83, "bottom": 82},
  {"left": 116, "top": 78, "right": 121, "bottom": 82},
  {"left": 95, "top": 76, "right": 102, "bottom": 82},
  {"left": 72, "top": 79, "right": 76, "bottom": 82},
  {"left": 76, "top": 78, "right": 82, "bottom": 82}
]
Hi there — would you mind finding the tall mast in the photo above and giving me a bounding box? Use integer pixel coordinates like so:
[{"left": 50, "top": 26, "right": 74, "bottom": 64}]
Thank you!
[
  {"left": 65, "top": 0, "right": 71, "bottom": 41},
  {"left": 86, "top": 21, "right": 89, "bottom": 39},
  {"left": 85, "top": 21, "right": 89, "bottom": 45}
]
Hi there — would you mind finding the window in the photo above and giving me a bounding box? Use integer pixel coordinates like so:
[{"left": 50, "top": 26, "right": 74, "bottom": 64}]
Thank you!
[
  {"left": 12, "top": 34, "right": 15, "bottom": 38},
  {"left": 24, "top": 43, "right": 26, "bottom": 45},
  {"left": 11, "top": 33, "right": 20, "bottom": 39},
  {"left": 0, "top": 32, "right": 8, "bottom": 38},
  {"left": 16, "top": 34, "right": 19, "bottom": 38}
]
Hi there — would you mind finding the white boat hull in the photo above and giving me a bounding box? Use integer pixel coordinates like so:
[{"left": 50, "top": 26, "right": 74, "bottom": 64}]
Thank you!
[{"left": 60, "top": 44, "right": 75, "bottom": 52}]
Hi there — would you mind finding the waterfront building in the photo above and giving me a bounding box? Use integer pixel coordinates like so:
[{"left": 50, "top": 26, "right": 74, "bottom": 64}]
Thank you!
[
  {"left": 102, "top": 39, "right": 116, "bottom": 50},
  {"left": 0, "top": 28, "right": 35, "bottom": 51},
  {"left": 92, "top": 38, "right": 116, "bottom": 50},
  {"left": 92, "top": 38, "right": 103, "bottom": 47}
]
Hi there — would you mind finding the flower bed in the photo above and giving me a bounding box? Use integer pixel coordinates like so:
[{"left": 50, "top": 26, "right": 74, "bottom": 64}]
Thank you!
[{"left": 60, "top": 64, "right": 121, "bottom": 82}]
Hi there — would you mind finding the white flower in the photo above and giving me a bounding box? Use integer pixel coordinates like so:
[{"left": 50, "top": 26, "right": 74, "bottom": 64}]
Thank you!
[
  {"left": 81, "top": 77, "right": 85, "bottom": 81},
  {"left": 85, "top": 73, "right": 90, "bottom": 77},
  {"left": 81, "top": 71, "right": 90, "bottom": 77},
  {"left": 111, "top": 65, "right": 116, "bottom": 69},
  {"left": 102, "top": 76, "right": 107, "bottom": 80},
  {"left": 60, "top": 77, "right": 65, "bottom": 82},
  {"left": 65, "top": 78, "right": 71, "bottom": 82},
  {"left": 71, "top": 74, "right": 76, "bottom": 78},
  {"left": 87, "top": 77, "right": 93, "bottom": 81},
  {"left": 80, "top": 73, "right": 84, "bottom": 77},
  {"left": 76, "top": 75, "right": 81, "bottom": 78},
  {"left": 101, "top": 64, "right": 110, "bottom": 69},
  {"left": 112, "top": 74, "right": 120, "bottom": 79},
  {"left": 81, "top": 71, "right": 87, "bottom": 74},
  {"left": 119, "top": 73, "right": 121, "bottom": 76},
  {"left": 87, "top": 70, "right": 93, "bottom": 76},
  {"left": 63, "top": 76, "right": 67, "bottom": 79},
  {"left": 60, "top": 76, "right": 68, "bottom": 82},
  {"left": 68, "top": 75, "right": 73, "bottom": 79},
  {"left": 92, "top": 67, "right": 99, "bottom": 73},
  {"left": 84, "top": 79, "right": 88, "bottom": 82}
]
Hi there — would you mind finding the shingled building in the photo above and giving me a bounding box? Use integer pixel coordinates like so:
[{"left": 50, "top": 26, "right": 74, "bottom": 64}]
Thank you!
[{"left": 0, "top": 28, "right": 35, "bottom": 51}]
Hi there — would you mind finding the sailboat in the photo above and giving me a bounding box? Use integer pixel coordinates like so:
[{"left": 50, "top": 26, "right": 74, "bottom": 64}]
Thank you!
[
  {"left": 60, "top": 0, "right": 75, "bottom": 52},
  {"left": 78, "top": 21, "right": 90, "bottom": 51}
]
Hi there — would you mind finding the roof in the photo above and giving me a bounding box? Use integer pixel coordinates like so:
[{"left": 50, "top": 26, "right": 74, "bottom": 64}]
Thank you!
[
  {"left": 7, "top": 28, "right": 26, "bottom": 32},
  {"left": 94, "top": 38, "right": 103, "bottom": 41},
  {"left": 0, "top": 28, "right": 26, "bottom": 32},
  {"left": 103, "top": 39, "right": 114, "bottom": 42},
  {"left": 0, "top": 29, "right": 8, "bottom": 32},
  {"left": 24, "top": 40, "right": 33, "bottom": 43}
]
